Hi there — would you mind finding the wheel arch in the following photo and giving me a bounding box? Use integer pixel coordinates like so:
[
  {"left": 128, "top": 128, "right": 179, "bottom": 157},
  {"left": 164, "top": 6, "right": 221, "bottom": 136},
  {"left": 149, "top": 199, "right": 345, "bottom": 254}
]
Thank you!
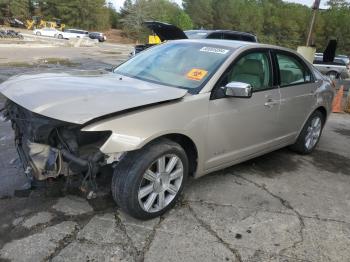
[
  {"left": 314, "top": 106, "right": 327, "bottom": 122},
  {"left": 295, "top": 105, "right": 328, "bottom": 143},
  {"left": 142, "top": 133, "right": 199, "bottom": 176}
]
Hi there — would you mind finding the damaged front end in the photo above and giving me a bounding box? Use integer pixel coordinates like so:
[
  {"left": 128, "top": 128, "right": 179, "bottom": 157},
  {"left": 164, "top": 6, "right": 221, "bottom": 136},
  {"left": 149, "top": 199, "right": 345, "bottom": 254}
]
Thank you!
[{"left": 2, "top": 100, "right": 112, "bottom": 196}]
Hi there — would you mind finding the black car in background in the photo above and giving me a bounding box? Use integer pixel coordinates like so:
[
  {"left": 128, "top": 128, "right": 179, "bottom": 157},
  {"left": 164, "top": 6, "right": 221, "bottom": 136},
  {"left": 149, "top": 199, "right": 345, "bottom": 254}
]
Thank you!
[
  {"left": 133, "top": 21, "right": 258, "bottom": 55},
  {"left": 89, "top": 32, "right": 107, "bottom": 42},
  {"left": 184, "top": 29, "right": 257, "bottom": 42}
]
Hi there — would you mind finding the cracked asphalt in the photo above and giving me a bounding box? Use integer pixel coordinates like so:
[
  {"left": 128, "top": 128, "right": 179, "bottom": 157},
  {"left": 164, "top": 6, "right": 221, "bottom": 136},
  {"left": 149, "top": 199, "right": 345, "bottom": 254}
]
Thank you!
[{"left": 0, "top": 43, "right": 350, "bottom": 262}]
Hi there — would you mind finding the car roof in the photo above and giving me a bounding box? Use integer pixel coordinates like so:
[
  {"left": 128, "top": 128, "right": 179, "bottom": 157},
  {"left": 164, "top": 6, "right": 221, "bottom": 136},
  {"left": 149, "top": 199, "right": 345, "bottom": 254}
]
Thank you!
[
  {"left": 169, "top": 39, "right": 310, "bottom": 63},
  {"left": 170, "top": 39, "right": 295, "bottom": 53}
]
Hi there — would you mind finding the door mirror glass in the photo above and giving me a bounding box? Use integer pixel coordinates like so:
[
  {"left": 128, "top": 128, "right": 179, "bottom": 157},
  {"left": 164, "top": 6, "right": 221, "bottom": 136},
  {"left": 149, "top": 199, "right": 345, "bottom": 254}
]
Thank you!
[{"left": 225, "top": 81, "right": 252, "bottom": 98}]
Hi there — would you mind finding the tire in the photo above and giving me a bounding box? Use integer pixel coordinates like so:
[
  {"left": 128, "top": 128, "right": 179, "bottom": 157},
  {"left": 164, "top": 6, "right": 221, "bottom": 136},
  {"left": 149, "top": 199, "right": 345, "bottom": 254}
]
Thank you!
[
  {"left": 36, "top": 32, "right": 41, "bottom": 36},
  {"left": 57, "top": 34, "right": 63, "bottom": 39},
  {"left": 290, "top": 110, "right": 325, "bottom": 154},
  {"left": 112, "top": 139, "right": 188, "bottom": 220},
  {"left": 326, "top": 71, "right": 339, "bottom": 80}
]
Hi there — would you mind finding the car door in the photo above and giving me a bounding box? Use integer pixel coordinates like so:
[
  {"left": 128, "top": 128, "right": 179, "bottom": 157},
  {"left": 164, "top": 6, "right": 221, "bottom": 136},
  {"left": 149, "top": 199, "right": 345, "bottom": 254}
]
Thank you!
[
  {"left": 273, "top": 50, "right": 318, "bottom": 139},
  {"left": 42, "top": 29, "right": 49, "bottom": 36},
  {"left": 205, "top": 49, "right": 282, "bottom": 170},
  {"left": 47, "top": 29, "right": 55, "bottom": 37}
]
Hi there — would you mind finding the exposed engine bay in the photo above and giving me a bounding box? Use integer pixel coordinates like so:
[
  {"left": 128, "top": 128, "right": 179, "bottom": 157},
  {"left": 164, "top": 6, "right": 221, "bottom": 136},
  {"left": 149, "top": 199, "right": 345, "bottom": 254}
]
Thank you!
[{"left": 2, "top": 100, "right": 113, "bottom": 197}]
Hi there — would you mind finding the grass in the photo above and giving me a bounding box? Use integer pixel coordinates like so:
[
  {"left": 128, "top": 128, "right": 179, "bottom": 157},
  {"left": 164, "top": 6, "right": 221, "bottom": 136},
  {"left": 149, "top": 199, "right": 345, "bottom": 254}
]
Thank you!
[
  {"left": 0, "top": 62, "right": 33, "bottom": 67},
  {"left": 0, "top": 58, "right": 81, "bottom": 68}
]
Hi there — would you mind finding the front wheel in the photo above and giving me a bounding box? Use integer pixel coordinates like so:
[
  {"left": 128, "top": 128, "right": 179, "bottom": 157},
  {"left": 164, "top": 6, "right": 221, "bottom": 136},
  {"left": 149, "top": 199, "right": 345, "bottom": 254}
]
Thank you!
[
  {"left": 290, "top": 110, "right": 325, "bottom": 154},
  {"left": 112, "top": 139, "right": 188, "bottom": 220}
]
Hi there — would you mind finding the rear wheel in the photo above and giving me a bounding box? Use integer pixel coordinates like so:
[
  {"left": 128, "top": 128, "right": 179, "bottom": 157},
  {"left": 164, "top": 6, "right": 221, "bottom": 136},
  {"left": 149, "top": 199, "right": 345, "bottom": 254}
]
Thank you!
[
  {"left": 290, "top": 110, "right": 325, "bottom": 154},
  {"left": 112, "top": 139, "right": 188, "bottom": 220},
  {"left": 36, "top": 31, "right": 41, "bottom": 36},
  {"left": 57, "top": 34, "right": 63, "bottom": 39},
  {"left": 326, "top": 71, "right": 339, "bottom": 80}
]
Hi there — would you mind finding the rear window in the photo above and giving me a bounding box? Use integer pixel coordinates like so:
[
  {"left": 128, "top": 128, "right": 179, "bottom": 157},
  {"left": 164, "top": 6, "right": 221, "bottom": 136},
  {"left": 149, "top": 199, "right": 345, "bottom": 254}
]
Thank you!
[
  {"left": 206, "top": 32, "right": 223, "bottom": 39},
  {"left": 185, "top": 31, "right": 210, "bottom": 39}
]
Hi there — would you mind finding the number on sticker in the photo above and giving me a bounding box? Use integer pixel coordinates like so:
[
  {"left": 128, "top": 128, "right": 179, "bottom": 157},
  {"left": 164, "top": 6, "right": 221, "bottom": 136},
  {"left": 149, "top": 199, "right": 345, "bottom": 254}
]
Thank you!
[{"left": 200, "top": 47, "right": 229, "bottom": 54}]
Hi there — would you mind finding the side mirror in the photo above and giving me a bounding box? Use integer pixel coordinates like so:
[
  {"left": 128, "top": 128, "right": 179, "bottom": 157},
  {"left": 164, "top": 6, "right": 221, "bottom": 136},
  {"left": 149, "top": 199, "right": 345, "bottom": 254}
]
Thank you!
[{"left": 224, "top": 81, "right": 252, "bottom": 98}]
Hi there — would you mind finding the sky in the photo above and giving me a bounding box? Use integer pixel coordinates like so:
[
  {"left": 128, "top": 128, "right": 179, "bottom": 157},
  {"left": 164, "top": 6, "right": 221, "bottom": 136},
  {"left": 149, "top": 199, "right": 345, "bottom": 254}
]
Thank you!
[{"left": 110, "top": 0, "right": 328, "bottom": 10}]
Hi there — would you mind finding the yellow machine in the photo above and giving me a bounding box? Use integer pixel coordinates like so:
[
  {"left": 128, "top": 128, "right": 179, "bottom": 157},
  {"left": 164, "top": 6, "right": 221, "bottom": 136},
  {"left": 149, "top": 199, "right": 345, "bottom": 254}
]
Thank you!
[
  {"left": 26, "top": 16, "right": 65, "bottom": 31},
  {"left": 148, "top": 34, "right": 161, "bottom": 44}
]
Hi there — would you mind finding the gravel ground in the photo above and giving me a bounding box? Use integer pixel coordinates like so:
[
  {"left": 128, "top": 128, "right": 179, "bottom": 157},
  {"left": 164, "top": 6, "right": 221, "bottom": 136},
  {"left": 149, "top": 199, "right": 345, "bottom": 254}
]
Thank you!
[{"left": 0, "top": 43, "right": 349, "bottom": 262}]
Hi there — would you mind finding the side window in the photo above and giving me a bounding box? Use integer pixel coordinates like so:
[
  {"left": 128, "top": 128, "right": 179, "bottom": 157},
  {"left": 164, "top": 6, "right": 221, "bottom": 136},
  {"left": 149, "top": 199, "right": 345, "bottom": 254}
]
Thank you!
[
  {"left": 276, "top": 53, "right": 312, "bottom": 86},
  {"left": 223, "top": 33, "right": 241, "bottom": 41},
  {"left": 241, "top": 35, "right": 256, "bottom": 42},
  {"left": 219, "top": 52, "right": 272, "bottom": 92},
  {"left": 206, "top": 32, "right": 222, "bottom": 39}
]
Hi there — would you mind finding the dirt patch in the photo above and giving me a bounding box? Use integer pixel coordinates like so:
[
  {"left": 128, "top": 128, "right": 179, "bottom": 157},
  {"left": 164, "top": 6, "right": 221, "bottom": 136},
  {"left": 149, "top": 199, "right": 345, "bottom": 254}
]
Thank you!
[
  {"left": 231, "top": 149, "right": 302, "bottom": 178},
  {"left": 0, "top": 58, "right": 80, "bottom": 68},
  {"left": 333, "top": 128, "right": 350, "bottom": 138},
  {"left": 103, "top": 29, "right": 134, "bottom": 44},
  {"left": 307, "top": 150, "right": 350, "bottom": 175},
  {"left": 36, "top": 58, "right": 80, "bottom": 67},
  {"left": 100, "top": 51, "right": 123, "bottom": 55}
]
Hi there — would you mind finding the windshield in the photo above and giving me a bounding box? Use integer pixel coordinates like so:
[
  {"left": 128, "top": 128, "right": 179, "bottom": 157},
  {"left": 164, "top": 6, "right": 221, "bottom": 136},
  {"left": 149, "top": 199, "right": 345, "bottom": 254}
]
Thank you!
[{"left": 114, "top": 42, "right": 232, "bottom": 91}]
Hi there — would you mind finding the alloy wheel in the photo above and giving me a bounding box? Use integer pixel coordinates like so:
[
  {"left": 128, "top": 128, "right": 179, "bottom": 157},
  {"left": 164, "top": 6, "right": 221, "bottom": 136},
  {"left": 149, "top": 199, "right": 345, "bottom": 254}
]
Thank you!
[
  {"left": 305, "top": 116, "right": 322, "bottom": 150},
  {"left": 138, "top": 154, "right": 184, "bottom": 213},
  {"left": 327, "top": 71, "right": 338, "bottom": 80}
]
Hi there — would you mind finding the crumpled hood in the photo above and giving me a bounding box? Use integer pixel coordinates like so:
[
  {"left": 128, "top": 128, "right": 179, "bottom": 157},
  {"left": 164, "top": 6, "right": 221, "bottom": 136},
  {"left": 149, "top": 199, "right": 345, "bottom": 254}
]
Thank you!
[{"left": 0, "top": 71, "right": 187, "bottom": 124}]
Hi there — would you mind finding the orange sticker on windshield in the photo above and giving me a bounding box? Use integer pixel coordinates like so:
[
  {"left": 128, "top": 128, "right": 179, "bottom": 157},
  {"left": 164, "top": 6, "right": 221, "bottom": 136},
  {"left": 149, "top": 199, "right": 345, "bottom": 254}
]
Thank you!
[{"left": 186, "top": 68, "right": 208, "bottom": 81}]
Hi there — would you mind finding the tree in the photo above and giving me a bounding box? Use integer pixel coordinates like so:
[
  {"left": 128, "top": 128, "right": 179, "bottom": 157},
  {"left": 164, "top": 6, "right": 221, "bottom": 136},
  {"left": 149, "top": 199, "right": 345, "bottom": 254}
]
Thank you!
[
  {"left": 120, "top": 0, "right": 193, "bottom": 40},
  {"left": 108, "top": 4, "right": 120, "bottom": 29},
  {"left": 0, "top": 0, "right": 9, "bottom": 17},
  {"left": 182, "top": 0, "right": 350, "bottom": 53},
  {"left": 0, "top": 0, "right": 30, "bottom": 19},
  {"left": 183, "top": 0, "right": 214, "bottom": 28},
  {"left": 120, "top": 0, "right": 133, "bottom": 16},
  {"left": 46, "top": 0, "right": 110, "bottom": 30},
  {"left": 327, "top": 0, "right": 350, "bottom": 8}
]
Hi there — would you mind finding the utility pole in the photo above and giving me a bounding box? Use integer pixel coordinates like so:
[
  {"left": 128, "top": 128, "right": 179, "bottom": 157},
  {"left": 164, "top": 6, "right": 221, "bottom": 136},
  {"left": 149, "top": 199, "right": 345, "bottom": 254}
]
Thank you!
[{"left": 306, "top": 0, "right": 321, "bottom": 46}]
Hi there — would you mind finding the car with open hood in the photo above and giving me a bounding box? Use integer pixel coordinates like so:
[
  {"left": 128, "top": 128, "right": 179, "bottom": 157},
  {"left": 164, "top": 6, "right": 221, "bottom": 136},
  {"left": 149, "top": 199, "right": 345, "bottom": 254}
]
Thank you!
[
  {"left": 0, "top": 39, "right": 334, "bottom": 220},
  {"left": 133, "top": 21, "right": 257, "bottom": 55}
]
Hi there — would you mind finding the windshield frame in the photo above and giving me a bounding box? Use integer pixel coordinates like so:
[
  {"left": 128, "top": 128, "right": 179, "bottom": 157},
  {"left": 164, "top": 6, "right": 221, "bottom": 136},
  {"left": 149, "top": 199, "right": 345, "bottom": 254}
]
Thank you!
[{"left": 114, "top": 41, "right": 234, "bottom": 94}]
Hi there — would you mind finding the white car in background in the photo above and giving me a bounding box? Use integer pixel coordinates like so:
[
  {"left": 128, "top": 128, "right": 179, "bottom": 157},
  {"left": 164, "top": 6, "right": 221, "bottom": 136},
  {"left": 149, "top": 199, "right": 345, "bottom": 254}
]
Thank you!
[
  {"left": 58, "top": 29, "right": 89, "bottom": 40},
  {"left": 33, "top": 28, "right": 61, "bottom": 38}
]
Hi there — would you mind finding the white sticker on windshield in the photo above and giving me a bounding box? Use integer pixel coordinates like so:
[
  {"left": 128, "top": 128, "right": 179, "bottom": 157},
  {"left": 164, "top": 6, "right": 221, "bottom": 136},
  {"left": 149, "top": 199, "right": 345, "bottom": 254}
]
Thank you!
[{"left": 200, "top": 47, "right": 229, "bottom": 54}]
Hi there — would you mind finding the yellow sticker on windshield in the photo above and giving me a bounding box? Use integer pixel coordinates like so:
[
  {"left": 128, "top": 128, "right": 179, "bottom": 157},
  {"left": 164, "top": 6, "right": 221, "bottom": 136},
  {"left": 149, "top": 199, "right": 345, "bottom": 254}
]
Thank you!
[{"left": 186, "top": 68, "right": 208, "bottom": 81}]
